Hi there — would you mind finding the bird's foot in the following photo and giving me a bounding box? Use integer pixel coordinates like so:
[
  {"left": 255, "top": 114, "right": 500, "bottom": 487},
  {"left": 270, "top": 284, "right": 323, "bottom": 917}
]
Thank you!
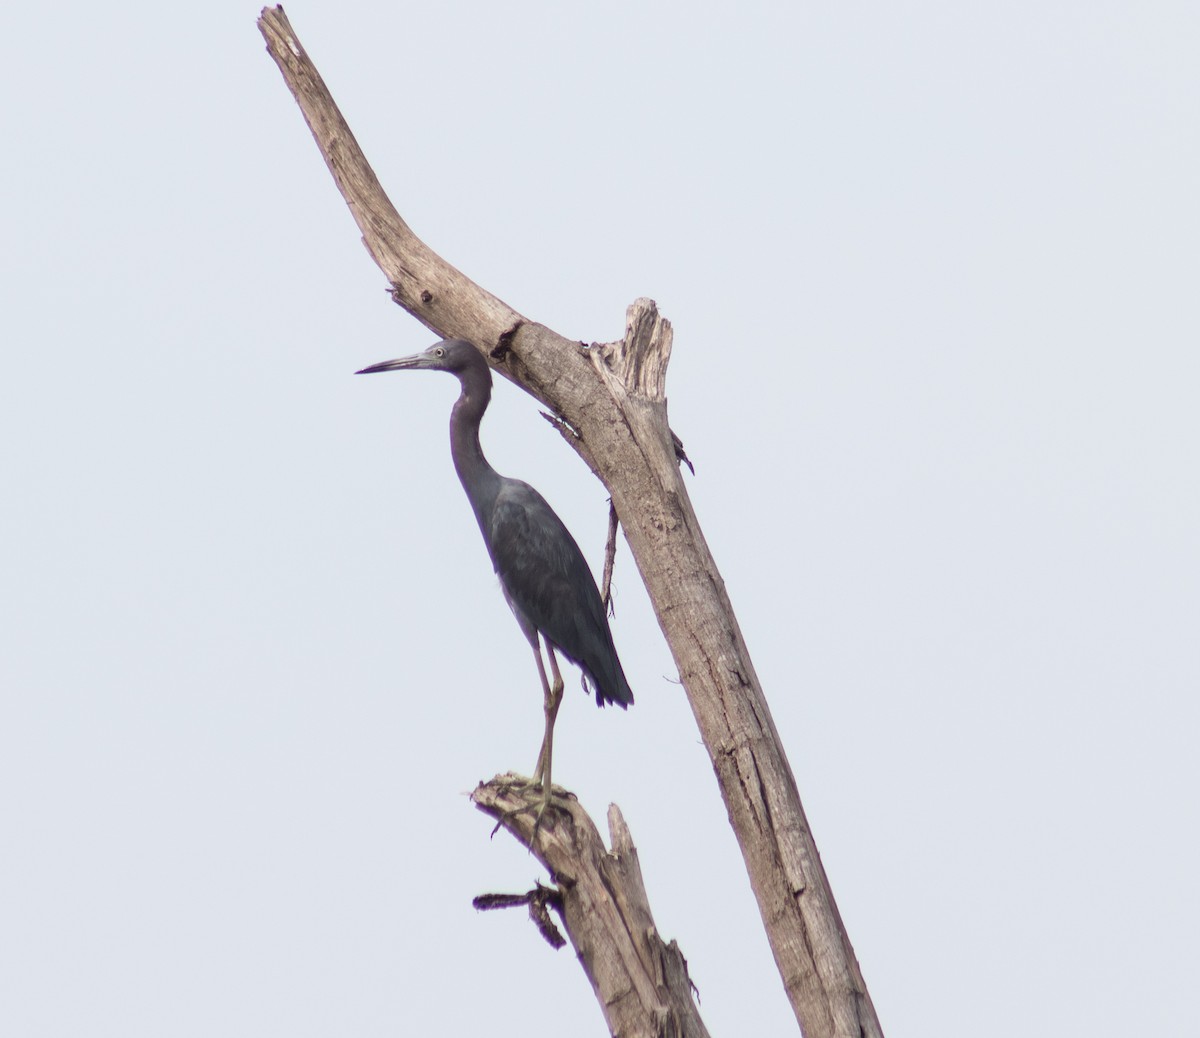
[{"left": 489, "top": 773, "right": 567, "bottom": 842}]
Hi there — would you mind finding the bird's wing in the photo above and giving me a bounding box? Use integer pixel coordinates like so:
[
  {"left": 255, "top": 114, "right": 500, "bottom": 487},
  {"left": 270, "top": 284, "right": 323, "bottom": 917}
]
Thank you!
[{"left": 487, "top": 481, "right": 609, "bottom": 661}]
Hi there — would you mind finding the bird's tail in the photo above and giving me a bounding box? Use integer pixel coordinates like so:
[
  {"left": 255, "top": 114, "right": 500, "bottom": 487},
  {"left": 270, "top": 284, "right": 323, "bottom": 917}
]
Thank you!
[{"left": 584, "top": 655, "right": 634, "bottom": 710}]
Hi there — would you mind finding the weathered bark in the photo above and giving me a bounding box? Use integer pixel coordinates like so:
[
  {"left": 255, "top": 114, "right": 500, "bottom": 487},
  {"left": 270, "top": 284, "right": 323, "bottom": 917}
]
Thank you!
[
  {"left": 258, "top": 7, "right": 883, "bottom": 1037},
  {"left": 473, "top": 777, "right": 711, "bottom": 1038}
]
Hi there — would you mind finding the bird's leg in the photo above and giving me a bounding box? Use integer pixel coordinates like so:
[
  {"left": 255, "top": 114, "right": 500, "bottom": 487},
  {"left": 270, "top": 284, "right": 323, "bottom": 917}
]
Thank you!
[
  {"left": 536, "top": 646, "right": 565, "bottom": 808},
  {"left": 494, "top": 639, "right": 568, "bottom": 842},
  {"left": 530, "top": 646, "right": 564, "bottom": 791},
  {"left": 531, "top": 643, "right": 554, "bottom": 786},
  {"left": 521, "top": 647, "right": 564, "bottom": 840}
]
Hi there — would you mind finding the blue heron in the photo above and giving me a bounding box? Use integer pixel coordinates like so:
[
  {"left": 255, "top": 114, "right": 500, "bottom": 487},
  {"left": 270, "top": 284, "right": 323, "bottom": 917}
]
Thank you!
[{"left": 357, "top": 338, "right": 633, "bottom": 818}]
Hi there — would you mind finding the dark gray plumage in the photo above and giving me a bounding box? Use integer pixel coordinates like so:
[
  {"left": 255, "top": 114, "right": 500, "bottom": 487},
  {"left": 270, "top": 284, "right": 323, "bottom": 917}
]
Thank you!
[{"left": 357, "top": 338, "right": 632, "bottom": 813}]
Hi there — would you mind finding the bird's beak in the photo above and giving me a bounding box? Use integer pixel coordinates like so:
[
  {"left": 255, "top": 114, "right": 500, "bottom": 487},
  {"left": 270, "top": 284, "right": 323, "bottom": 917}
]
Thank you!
[{"left": 355, "top": 354, "right": 427, "bottom": 375}]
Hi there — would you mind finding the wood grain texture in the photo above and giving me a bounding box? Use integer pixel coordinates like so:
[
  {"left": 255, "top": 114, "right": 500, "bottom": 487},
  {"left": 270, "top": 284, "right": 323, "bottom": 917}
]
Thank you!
[
  {"left": 259, "top": 8, "right": 882, "bottom": 1036},
  {"left": 474, "top": 777, "right": 711, "bottom": 1038}
]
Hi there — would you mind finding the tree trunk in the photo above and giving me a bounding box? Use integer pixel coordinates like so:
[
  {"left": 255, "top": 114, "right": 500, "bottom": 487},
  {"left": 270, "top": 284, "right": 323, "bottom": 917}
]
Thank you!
[{"left": 257, "top": 8, "right": 883, "bottom": 1037}]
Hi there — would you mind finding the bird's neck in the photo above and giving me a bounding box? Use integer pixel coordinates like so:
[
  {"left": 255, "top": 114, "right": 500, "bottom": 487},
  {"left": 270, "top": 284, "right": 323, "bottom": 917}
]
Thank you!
[{"left": 449, "top": 366, "right": 501, "bottom": 515}]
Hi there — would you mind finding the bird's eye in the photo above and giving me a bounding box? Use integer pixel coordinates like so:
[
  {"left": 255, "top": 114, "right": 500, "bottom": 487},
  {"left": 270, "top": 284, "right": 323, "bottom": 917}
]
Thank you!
[{"left": 434, "top": 347, "right": 445, "bottom": 358}]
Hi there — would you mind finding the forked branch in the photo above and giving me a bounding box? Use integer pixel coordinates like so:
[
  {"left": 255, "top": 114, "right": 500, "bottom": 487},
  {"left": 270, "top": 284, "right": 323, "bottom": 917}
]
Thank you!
[{"left": 259, "top": 7, "right": 883, "bottom": 1037}]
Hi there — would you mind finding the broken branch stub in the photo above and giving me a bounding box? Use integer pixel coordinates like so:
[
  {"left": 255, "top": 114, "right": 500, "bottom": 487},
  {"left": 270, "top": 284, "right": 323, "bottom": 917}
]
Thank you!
[{"left": 472, "top": 777, "right": 711, "bottom": 1038}]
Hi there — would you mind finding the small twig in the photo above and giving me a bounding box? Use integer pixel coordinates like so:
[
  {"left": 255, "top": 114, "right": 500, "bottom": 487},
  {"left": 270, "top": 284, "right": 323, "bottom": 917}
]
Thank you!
[
  {"left": 473, "top": 892, "right": 532, "bottom": 911},
  {"left": 540, "top": 409, "right": 579, "bottom": 439},
  {"left": 672, "top": 430, "right": 696, "bottom": 475},
  {"left": 528, "top": 887, "right": 566, "bottom": 949},
  {"left": 473, "top": 882, "right": 566, "bottom": 949},
  {"left": 600, "top": 500, "right": 619, "bottom": 616}
]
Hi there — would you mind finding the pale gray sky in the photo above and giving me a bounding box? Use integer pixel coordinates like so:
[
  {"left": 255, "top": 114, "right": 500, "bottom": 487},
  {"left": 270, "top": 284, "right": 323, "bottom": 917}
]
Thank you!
[{"left": 2, "top": 3, "right": 1197, "bottom": 1036}]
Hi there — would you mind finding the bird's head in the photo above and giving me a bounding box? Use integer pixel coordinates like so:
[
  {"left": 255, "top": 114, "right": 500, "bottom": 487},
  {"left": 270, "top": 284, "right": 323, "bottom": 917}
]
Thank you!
[{"left": 355, "top": 338, "right": 482, "bottom": 377}]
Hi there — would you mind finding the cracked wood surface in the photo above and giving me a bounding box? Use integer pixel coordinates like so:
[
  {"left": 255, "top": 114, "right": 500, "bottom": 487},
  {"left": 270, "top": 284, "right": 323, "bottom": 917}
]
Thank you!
[
  {"left": 259, "top": 7, "right": 882, "bottom": 1036},
  {"left": 474, "top": 778, "right": 711, "bottom": 1038}
]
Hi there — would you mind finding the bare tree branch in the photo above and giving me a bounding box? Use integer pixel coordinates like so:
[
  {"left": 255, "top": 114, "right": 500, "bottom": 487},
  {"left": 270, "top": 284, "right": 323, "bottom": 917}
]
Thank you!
[
  {"left": 473, "top": 882, "right": 567, "bottom": 951},
  {"left": 258, "top": 7, "right": 883, "bottom": 1037},
  {"left": 473, "top": 777, "right": 711, "bottom": 1038},
  {"left": 600, "top": 500, "right": 620, "bottom": 614}
]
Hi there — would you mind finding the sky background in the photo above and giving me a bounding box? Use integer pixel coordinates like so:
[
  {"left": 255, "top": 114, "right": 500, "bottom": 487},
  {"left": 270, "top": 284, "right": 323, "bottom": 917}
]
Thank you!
[{"left": 2, "top": 2, "right": 1198, "bottom": 1035}]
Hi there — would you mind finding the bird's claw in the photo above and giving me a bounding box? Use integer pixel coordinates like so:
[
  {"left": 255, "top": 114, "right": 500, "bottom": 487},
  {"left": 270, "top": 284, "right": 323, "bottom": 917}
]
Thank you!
[{"left": 489, "top": 775, "right": 566, "bottom": 843}]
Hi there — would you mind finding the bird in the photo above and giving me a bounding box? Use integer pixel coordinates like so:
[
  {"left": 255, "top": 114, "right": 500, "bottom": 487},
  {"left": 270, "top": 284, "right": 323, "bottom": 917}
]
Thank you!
[{"left": 357, "top": 338, "right": 633, "bottom": 821}]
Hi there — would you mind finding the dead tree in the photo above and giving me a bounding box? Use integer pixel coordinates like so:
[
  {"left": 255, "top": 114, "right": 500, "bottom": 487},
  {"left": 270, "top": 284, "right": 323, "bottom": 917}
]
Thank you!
[{"left": 258, "top": 7, "right": 883, "bottom": 1037}]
